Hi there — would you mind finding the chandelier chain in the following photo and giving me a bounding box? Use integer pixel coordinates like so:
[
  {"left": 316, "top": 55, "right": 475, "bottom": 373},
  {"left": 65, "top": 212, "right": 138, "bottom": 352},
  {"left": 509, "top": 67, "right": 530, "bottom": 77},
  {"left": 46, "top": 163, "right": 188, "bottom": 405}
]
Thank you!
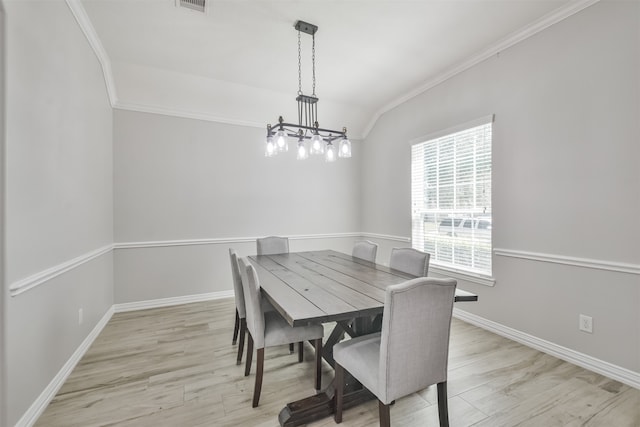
[
  {"left": 297, "top": 29, "right": 302, "bottom": 95},
  {"left": 312, "top": 33, "right": 316, "bottom": 97}
]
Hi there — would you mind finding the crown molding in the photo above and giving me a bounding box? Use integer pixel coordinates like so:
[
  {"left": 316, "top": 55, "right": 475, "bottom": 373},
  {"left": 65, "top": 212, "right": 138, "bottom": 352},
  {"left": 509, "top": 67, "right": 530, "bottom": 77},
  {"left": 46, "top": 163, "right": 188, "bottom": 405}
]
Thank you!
[
  {"left": 65, "top": 0, "right": 117, "bottom": 106},
  {"left": 67, "top": 0, "right": 600, "bottom": 139},
  {"left": 113, "top": 100, "right": 265, "bottom": 129},
  {"left": 361, "top": 0, "right": 601, "bottom": 138}
]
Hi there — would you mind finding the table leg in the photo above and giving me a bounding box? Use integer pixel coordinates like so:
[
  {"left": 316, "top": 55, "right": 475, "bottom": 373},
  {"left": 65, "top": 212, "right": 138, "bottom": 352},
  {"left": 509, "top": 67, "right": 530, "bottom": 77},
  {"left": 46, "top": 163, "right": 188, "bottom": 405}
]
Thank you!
[{"left": 277, "top": 320, "right": 378, "bottom": 426}]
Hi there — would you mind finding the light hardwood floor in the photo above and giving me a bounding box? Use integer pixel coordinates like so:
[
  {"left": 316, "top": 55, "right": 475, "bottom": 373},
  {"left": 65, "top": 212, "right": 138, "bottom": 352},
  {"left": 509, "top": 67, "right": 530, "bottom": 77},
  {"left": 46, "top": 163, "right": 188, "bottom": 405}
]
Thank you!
[{"left": 36, "top": 299, "right": 639, "bottom": 426}]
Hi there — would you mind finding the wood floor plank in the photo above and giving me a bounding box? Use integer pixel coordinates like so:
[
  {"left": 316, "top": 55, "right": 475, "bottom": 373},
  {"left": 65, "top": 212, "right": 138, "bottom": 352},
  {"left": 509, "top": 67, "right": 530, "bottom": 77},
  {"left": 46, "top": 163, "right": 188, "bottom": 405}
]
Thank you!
[{"left": 35, "top": 299, "right": 640, "bottom": 427}]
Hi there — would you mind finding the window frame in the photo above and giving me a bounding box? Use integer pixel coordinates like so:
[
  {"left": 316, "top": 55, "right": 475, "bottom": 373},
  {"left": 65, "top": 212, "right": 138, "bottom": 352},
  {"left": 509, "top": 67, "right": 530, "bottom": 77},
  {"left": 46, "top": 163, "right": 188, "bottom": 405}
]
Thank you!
[{"left": 410, "top": 115, "right": 495, "bottom": 286}]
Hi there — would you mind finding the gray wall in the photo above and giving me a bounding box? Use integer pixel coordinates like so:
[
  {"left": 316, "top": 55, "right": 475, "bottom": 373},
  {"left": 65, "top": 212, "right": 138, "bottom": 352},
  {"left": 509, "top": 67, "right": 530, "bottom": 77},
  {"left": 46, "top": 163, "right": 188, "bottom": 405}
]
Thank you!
[
  {"left": 361, "top": 1, "right": 639, "bottom": 372},
  {"left": 4, "top": 1, "right": 114, "bottom": 425},
  {"left": 113, "top": 109, "right": 361, "bottom": 303},
  {"left": 0, "top": 2, "right": 6, "bottom": 426}
]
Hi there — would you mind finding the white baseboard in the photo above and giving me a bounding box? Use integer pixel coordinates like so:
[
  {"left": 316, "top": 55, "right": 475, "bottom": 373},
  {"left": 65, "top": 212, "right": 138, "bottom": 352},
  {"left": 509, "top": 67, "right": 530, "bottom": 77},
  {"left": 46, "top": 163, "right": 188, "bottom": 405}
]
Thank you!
[
  {"left": 113, "top": 290, "right": 234, "bottom": 313},
  {"left": 15, "top": 306, "right": 115, "bottom": 427},
  {"left": 17, "top": 292, "right": 233, "bottom": 426},
  {"left": 453, "top": 308, "right": 640, "bottom": 390}
]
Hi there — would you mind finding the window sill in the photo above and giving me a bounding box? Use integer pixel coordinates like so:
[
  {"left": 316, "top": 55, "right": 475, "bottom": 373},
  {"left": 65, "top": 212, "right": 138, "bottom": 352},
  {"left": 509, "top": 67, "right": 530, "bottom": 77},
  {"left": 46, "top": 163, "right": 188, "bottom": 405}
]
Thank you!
[{"left": 429, "top": 264, "right": 495, "bottom": 287}]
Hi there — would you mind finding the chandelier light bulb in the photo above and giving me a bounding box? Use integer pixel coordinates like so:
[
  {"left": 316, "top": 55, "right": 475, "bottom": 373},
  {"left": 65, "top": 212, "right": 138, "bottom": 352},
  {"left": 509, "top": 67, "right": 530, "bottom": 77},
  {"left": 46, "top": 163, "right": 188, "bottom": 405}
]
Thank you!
[
  {"left": 311, "top": 134, "right": 324, "bottom": 154},
  {"left": 338, "top": 137, "right": 352, "bottom": 158},
  {"left": 265, "top": 136, "right": 276, "bottom": 157},
  {"left": 297, "top": 140, "right": 309, "bottom": 160},
  {"left": 325, "top": 142, "right": 337, "bottom": 162},
  {"left": 275, "top": 130, "right": 288, "bottom": 151}
]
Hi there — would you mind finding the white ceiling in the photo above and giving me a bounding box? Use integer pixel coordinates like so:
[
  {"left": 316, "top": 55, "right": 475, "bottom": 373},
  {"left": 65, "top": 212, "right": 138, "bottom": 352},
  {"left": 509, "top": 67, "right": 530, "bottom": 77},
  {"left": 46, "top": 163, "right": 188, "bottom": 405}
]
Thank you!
[{"left": 79, "top": 0, "right": 578, "bottom": 137}]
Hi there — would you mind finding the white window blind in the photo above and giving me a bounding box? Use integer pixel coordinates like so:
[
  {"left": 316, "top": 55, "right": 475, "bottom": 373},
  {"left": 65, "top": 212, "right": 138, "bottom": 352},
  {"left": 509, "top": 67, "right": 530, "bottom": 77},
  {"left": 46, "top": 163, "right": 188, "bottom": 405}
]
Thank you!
[{"left": 411, "top": 119, "right": 492, "bottom": 276}]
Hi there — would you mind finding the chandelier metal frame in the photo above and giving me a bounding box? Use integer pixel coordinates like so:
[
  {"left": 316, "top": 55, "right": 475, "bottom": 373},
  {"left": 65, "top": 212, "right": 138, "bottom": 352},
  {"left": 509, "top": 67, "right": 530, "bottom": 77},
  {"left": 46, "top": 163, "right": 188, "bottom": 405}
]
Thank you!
[{"left": 264, "top": 20, "right": 351, "bottom": 161}]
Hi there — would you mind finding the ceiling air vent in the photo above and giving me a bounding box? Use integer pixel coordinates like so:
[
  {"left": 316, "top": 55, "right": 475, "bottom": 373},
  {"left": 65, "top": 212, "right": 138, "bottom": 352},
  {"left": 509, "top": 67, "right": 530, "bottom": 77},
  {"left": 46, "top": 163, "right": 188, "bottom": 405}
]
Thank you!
[{"left": 176, "top": 0, "right": 207, "bottom": 14}]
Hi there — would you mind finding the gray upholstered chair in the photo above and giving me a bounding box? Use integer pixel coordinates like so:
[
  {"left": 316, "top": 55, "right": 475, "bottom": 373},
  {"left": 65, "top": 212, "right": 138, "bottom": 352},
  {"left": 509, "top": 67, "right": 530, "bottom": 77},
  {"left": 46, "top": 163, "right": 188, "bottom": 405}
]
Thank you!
[
  {"left": 389, "top": 247, "right": 430, "bottom": 277},
  {"left": 255, "top": 235, "right": 297, "bottom": 353},
  {"left": 229, "top": 248, "right": 277, "bottom": 365},
  {"left": 238, "top": 257, "right": 324, "bottom": 407},
  {"left": 352, "top": 240, "right": 378, "bottom": 263},
  {"left": 334, "top": 277, "right": 457, "bottom": 427},
  {"left": 256, "top": 236, "right": 289, "bottom": 255},
  {"left": 229, "top": 248, "right": 248, "bottom": 365}
]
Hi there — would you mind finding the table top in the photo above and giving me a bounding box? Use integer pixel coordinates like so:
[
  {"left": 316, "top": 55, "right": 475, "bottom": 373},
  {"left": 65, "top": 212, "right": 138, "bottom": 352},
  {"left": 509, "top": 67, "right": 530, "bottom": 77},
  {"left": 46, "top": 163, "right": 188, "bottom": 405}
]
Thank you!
[{"left": 249, "top": 250, "right": 477, "bottom": 327}]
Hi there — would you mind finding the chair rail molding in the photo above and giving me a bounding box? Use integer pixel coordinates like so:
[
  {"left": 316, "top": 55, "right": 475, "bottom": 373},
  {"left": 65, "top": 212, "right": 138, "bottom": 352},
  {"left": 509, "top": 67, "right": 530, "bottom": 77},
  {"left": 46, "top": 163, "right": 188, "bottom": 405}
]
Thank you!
[
  {"left": 453, "top": 308, "right": 640, "bottom": 390},
  {"left": 359, "top": 232, "right": 411, "bottom": 243},
  {"left": 9, "top": 244, "right": 114, "bottom": 297},
  {"left": 494, "top": 248, "right": 640, "bottom": 275},
  {"left": 114, "top": 232, "right": 363, "bottom": 249},
  {"left": 9, "top": 233, "right": 366, "bottom": 297}
]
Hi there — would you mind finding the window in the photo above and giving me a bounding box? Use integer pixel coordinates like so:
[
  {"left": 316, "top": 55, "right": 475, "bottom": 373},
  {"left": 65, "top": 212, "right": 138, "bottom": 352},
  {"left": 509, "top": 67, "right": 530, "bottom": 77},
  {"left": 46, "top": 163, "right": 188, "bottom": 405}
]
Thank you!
[{"left": 411, "top": 117, "right": 492, "bottom": 276}]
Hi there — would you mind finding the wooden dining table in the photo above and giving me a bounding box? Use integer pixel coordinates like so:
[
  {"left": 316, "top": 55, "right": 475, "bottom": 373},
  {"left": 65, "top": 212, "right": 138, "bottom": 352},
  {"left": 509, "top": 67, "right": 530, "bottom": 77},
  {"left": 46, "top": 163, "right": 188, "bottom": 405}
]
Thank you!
[{"left": 248, "top": 250, "right": 478, "bottom": 427}]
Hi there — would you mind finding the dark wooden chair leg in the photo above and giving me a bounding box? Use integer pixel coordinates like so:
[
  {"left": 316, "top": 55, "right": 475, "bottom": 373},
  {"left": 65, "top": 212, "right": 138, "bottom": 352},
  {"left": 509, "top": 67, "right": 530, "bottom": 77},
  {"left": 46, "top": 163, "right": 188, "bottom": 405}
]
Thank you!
[
  {"left": 334, "top": 363, "right": 344, "bottom": 423},
  {"left": 314, "top": 338, "right": 322, "bottom": 390},
  {"left": 290, "top": 343, "right": 294, "bottom": 353},
  {"left": 252, "top": 348, "right": 265, "bottom": 408},
  {"left": 232, "top": 308, "right": 240, "bottom": 344},
  {"left": 437, "top": 381, "right": 449, "bottom": 427},
  {"left": 379, "top": 400, "right": 391, "bottom": 427},
  {"left": 244, "top": 332, "right": 254, "bottom": 377},
  {"left": 236, "top": 318, "right": 246, "bottom": 365},
  {"left": 298, "top": 341, "right": 304, "bottom": 363}
]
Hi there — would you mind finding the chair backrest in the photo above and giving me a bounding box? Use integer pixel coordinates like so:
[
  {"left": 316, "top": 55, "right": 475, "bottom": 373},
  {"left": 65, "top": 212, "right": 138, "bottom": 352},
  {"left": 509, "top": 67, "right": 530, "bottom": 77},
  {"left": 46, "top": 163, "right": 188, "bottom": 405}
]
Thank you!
[
  {"left": 389, "top": 247, "right": 430, "bottom": 277},
  {"left": 229, "top": 248, "right": 246, "bottom": 319},
  {"left": 378, "top": 277, "right": 457, "bottom": 404},
  {"left": 352, "top": 240, "right": 378, "bottom": 263},
  {"left": 256, "top": 236, "right": 289, "bottom": 255},
  {"left": 238, "top": 257, "right": 266, "bottom": 349}
]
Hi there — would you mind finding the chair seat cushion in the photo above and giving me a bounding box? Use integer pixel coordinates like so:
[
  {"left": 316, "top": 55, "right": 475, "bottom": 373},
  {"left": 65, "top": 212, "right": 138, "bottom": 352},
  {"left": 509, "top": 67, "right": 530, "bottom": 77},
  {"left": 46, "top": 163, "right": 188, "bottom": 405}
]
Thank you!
[
  {"left": 334, "top": 332, "right": 381, "bottom": 396},
  {"left": 263, "top": 311, "right": 324, "bottom": 348}
]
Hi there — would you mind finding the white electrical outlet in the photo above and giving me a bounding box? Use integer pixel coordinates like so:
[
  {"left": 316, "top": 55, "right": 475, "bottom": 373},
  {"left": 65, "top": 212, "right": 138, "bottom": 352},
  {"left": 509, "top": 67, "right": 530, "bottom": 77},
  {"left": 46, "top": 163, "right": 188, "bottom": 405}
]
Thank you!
[
  {"left": 579, "top": 314, "right": 593, "bottom": 333},
  {"left": 78, "top": 308, "right": 84, "bottom": 325}
]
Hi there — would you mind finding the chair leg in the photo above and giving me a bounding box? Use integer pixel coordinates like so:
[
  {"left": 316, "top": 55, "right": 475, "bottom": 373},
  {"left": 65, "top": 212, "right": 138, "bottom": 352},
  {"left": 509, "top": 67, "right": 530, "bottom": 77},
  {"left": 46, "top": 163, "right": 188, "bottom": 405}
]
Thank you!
[
  {"left": 298, "top": 341, "right": 304, "bottom": 363},
  {"left": 244, "top": 332, "right": 254, "bottom": 377},
  {"left": 289, "top": 343, "right": 294, "bottom": 353},
  {"left": 437, "top": 381, "right": 449, "bottom": 427},
  {"left": 314, "top": 338, "right": 322, "bottom": 390},
  {"left": 232, "top": 308, "right": 240, "bottom": 344},
  {"left": 236, "top": 318, "right": 246, "bottom": 365},
  {"left": 334, "top": 363, "right": 344, "bottom": 423},
  {"left": 378, "top": 400, "right": 391, "bottom": 427},
  {"left": 252, "top": 348, "right": 265, "bottom": 408}
]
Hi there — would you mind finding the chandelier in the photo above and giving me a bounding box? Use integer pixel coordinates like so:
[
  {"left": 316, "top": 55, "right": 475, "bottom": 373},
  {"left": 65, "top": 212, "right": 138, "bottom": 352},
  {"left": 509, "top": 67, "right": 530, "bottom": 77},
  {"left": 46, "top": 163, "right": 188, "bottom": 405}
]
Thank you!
[{"left": 264, "top": 21, "right": 351, "bottom": 162}]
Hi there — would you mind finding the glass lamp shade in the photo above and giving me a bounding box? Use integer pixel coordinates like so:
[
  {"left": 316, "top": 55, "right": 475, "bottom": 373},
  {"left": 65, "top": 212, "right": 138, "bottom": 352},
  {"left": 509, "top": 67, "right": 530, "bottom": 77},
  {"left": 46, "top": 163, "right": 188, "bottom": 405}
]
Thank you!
[
  {"left": 310, "top": 134, "right": 324, "bottom": 154},
  {"left": 338, "top": 137, "right": 352, "bottom": 158},
  {"left": 275, "top": 130, "right": 288, "bottom": 151},
  {"left": 325, "top": 142, "right": 337, "bottom": 162},
  {"left": 265, "top": 136, "right": 277, "bottom": 157},
  {"left": 297, "top": 139, "right": 309, "bottom": 160}
]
